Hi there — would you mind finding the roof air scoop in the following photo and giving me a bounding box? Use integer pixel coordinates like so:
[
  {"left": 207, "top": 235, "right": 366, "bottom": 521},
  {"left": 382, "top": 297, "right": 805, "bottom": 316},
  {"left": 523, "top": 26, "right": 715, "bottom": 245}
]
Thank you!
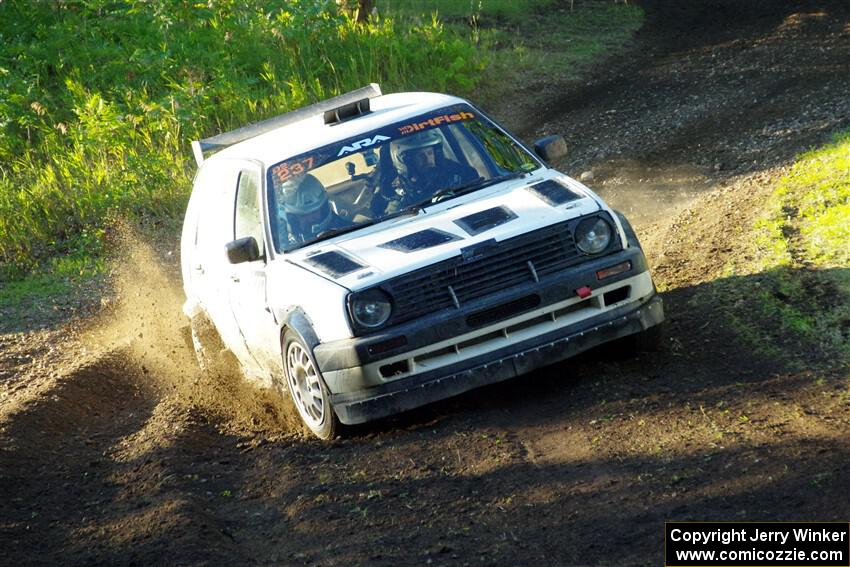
[{"left": 324, "top": 98, "right": 372, "bottom": 125}]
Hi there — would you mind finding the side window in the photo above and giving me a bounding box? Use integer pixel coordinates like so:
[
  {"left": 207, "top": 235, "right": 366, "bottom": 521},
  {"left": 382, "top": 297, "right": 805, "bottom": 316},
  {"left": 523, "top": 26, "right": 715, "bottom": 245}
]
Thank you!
[{"left": 234, "top": 170, "right": 265, "bottom": 258}]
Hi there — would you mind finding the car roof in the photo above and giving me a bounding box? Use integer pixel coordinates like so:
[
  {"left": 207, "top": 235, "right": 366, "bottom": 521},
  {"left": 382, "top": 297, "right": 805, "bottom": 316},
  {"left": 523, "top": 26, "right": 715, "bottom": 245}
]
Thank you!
[{"left": 208, "top": 91, "right": 469, "bottom": 167}]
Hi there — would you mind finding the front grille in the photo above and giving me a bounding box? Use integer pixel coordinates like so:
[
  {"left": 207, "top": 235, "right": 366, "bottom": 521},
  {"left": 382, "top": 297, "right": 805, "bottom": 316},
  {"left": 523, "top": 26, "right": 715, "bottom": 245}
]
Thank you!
[{"left": 379, "top": 219, "right": 596, "bottom": 327}]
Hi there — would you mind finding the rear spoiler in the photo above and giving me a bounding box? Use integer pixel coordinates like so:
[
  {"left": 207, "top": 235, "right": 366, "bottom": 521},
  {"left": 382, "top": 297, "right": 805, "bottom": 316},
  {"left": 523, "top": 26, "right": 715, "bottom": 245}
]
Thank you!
[{"left": 190, "top": 83, "right": 382, "bottom": 167}]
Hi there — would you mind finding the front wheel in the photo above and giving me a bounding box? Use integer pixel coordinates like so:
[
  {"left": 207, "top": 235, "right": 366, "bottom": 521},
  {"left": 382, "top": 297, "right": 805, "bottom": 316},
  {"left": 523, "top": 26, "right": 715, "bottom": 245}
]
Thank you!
[{"left": 282, "top": 331, "right": 338, "bottom": 440}]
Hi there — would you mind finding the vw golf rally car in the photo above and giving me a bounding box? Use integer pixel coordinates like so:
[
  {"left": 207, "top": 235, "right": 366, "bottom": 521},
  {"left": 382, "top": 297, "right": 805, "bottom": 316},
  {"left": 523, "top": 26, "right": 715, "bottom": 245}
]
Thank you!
[{"left": 181, "top": 84, "right": 664, "bottom": 439}]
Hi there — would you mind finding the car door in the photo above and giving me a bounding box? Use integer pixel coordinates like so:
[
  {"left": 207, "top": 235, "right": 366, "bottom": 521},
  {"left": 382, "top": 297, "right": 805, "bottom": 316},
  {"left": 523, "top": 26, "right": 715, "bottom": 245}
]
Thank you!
[
  {"left": 227, "top": 163, "right": 282, "bottom": 378},
  {"left": 192, "top": 159, "right": 257, "bottom": 369}
]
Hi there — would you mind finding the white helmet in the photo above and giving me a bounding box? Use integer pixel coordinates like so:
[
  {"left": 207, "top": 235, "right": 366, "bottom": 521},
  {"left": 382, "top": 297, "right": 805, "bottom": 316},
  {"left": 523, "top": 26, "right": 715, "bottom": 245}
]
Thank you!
[
  {"left": 390, "top": 129, "right": 443, "bottom": 178},
  {"left": 282, "top": 174, "right": 332, "bottom": 238}
]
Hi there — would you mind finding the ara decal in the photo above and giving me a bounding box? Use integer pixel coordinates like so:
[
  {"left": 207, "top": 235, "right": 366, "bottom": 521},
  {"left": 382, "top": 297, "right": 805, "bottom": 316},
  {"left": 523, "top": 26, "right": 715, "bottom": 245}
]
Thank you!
[{"left": 336, "top": 134, "right": 392, "bottom": 157}]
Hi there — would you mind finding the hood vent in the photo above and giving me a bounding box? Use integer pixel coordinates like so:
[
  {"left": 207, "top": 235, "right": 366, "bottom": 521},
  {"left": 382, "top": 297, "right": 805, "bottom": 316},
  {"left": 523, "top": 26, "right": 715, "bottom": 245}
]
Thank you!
[
  {"left": 380, "top": 229, "right": 460, "bottom": 253},
  {"left": 303, "top": 251, "right": 364, "bottom": 278},
  {"left": 454, "top": 206, "right": 517, "bottom": 236},
  {"left": 526, "top": 179, "right": 581, "bottom": 206}
]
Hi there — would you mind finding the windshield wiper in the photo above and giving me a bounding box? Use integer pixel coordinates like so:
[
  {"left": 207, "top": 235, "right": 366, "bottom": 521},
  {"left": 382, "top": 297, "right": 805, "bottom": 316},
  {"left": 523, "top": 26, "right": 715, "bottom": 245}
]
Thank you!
[
  {"left": 288, "top": 206, "right": 423, "bottom": 251},
  {"left": 421, "top": 171, "right": 528, "bottom": 207},
  {"left": 316, "top": 208, "right": 420, "bottom": 241}
]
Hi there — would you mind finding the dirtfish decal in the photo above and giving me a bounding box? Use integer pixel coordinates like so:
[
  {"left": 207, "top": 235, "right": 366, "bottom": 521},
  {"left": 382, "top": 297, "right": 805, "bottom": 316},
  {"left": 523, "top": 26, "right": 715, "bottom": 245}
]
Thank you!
[
  {"left": 398, "top": 112, "right": 475, "bottom": 135},
  {"left": 337, "top": 135, "right": 391, "bottom": 156}
]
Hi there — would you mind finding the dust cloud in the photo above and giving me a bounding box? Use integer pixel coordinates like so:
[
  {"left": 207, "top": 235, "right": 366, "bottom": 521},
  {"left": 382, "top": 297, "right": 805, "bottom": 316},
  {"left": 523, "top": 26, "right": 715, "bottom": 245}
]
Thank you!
[
  {"left": 82, "top": 222, "right": 301, "bottom": 441},
  {"left": 586, "top": 160, "right": 712, "bottom": 229}
]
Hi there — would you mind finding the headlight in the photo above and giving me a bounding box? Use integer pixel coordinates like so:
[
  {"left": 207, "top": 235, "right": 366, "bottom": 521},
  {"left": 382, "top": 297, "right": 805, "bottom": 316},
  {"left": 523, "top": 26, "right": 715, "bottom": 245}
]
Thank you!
[
  {"left": 575, "top": 217, "right": 612, "bottom": 254},
  {"left": 350, "top": 289, "right": 392, "bottom": 328}
]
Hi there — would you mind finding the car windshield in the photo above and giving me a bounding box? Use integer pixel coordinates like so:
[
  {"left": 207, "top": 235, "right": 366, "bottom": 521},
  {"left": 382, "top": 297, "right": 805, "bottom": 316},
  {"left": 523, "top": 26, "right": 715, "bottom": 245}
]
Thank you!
[{"left": 266, "top": 103, "right": 542, "bottom": 252}]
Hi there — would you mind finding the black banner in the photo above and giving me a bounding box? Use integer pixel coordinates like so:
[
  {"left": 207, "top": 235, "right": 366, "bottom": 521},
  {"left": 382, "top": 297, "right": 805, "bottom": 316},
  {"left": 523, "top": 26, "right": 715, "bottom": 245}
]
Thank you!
[{"left": 666, "top": 522, "right": 850, "bottom": 566}]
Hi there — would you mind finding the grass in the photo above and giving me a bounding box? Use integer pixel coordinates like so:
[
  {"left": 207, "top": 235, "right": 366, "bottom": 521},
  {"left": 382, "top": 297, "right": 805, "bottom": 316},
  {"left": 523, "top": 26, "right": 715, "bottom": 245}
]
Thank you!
[
  {"left": 0, "top": 0, "right": 483, "bottom": 274},
  {"left": 0, "top": 244, "right": 106, "bottom": 332},
  {"left": 383, "top": 0, "right": 645, "bottom": 107},
  {"left": 695, "top": 130, "right": 850, "bottom": 366},
  {"left": 494, "top": 1, "right": 644, "bottom": 80},
  {"left": 754, "top": 130, "right": 850, "bottom": 269},
  {"left": 0, "top": 0, "right": 645, "bottom": 322},
  {"left": 468, "top": 0, "right": 644, "bottom": 113}
]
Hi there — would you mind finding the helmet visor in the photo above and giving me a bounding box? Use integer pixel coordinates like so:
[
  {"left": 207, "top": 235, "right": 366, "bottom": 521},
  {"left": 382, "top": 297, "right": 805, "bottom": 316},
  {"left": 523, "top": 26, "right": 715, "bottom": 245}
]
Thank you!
[{"left": 406, "top": 146, "right": 436, "bottom": 169}]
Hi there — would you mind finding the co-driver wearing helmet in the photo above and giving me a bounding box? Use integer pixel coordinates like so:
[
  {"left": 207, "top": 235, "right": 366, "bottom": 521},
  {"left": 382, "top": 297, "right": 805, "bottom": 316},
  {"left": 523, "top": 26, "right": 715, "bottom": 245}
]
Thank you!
[
  {"left": 375, "top": 129, "right": 479, "bottom": 215},
  {"left": 277, "top": 174, "right": 346, "bottom": 245}
]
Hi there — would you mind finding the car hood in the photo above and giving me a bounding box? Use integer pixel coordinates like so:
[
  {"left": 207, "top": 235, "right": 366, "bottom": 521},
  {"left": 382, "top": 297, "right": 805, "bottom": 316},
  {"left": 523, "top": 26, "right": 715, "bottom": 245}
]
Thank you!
[{"left": 285, "top": 171, "right": 603, "bottom": 291}]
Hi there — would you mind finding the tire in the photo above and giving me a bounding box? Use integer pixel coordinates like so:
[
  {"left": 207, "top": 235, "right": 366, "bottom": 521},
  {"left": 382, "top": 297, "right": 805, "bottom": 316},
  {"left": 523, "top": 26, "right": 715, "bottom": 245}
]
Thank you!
[
  {"left": 190, "top": 313, "right": 226, "bottom": 373},
  {"left": 282, "top": 330, "right": 338, "bottom": 440}
]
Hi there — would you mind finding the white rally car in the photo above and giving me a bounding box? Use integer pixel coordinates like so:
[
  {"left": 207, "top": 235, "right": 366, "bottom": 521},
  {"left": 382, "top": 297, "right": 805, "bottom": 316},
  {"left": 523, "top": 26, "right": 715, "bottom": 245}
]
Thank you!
[{"left": 181, "top": 84, "right": 663, "bottom": 439}]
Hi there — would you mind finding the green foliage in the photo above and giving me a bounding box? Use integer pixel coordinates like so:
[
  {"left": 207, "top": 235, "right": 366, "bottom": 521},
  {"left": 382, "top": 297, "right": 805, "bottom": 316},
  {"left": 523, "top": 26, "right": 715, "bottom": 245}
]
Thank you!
[
  {"left": 377, "top": 0, "right": 559, "bottom": 21},
  {"left": 383, "top": 0, "right": 644, "bottom": 122},
  {"left": 0, "top": 0, "right": 484, "bottom": 272},
  {"left": 0, "top": 230, "right": 105, "bottom": 333},
  {"left": 516, "top": 1, "right": 644, "bottom": 76},
  {"left": 468, "top": 0, "right": 644, "bottom": 108},
  {"left": 776, "top": 131, "right": 850, "bottom": 266},
  {"left": 754, "top": 131, "right": 850, "bottom": 268}
]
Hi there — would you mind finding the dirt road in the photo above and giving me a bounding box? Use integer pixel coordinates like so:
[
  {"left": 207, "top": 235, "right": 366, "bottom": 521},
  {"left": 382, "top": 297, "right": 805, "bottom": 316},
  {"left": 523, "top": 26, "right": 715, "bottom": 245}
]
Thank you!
[{"left": 2, "top": 1, "right": 849, "bottom": 565}]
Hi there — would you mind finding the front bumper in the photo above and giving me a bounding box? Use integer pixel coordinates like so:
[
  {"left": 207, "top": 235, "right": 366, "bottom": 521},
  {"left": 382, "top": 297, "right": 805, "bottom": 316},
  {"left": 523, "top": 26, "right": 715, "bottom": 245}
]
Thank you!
[{"left": 329, "top": 293, "right": 663, "bottom": 425}]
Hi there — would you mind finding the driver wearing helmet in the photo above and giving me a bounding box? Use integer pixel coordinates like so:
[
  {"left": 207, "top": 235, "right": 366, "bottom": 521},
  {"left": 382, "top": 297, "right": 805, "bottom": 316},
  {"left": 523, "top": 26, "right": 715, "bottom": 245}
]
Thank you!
[
  {"left": 377, "top": 129, "right": 478, "bottom": 215},
  {"left": 278, "top": 174, "right": 345, "bottom": 245}
]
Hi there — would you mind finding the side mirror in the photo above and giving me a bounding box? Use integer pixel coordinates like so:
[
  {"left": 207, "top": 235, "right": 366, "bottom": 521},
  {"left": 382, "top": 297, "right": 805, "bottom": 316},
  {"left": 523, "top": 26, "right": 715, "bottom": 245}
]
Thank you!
[
  {"left": 533, "top": 135, "right": 568, "bottom": 162},
  {"left": 225, "top": 236, "right": 260, "bottom": 264}
]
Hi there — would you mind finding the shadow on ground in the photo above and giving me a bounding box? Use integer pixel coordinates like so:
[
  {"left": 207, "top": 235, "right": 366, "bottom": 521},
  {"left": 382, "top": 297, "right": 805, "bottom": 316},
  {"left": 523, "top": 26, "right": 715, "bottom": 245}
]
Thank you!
[{"left": 2, "top": 267, "right": 847, "bottom": 565}]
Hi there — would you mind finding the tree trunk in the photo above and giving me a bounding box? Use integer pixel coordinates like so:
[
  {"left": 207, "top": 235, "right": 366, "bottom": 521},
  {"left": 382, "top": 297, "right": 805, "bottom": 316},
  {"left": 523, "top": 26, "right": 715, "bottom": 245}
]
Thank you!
[{"left": 338, "top": 0, "right": 374, "bottom": 23}]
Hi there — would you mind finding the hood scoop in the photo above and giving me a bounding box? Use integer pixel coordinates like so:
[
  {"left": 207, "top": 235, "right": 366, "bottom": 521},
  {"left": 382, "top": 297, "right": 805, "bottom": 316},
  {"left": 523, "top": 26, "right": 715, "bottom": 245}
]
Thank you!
[
  {"left": 303, "top": 250, "right": 364, "bottom": 278},
  {"left": 380, "top": 228, "right": 460, "bottom": 253},
  {"left": 454, "top": 206, "right": 517, "bottom": 236},
  {"left": 526, "top": 179, "right": 581, "bottom": 206}
]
